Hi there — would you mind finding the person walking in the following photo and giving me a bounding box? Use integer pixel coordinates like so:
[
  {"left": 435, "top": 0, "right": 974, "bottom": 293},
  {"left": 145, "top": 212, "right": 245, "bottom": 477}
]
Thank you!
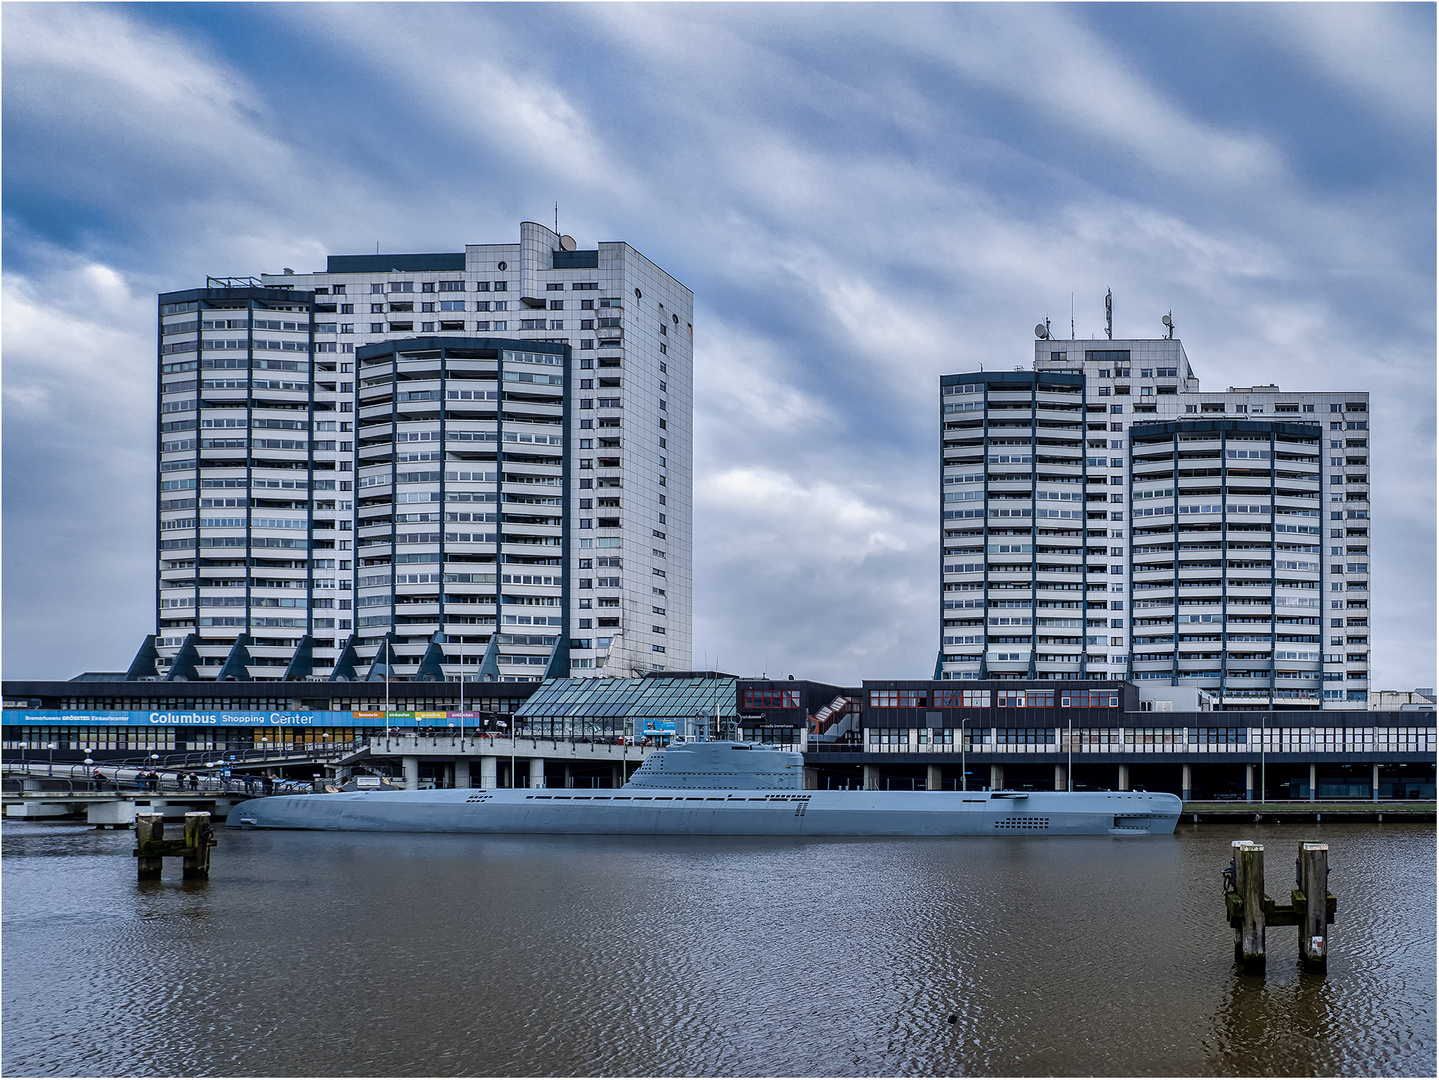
[{"left": 188, "top": 772, "right": 200, "bottom": 791}]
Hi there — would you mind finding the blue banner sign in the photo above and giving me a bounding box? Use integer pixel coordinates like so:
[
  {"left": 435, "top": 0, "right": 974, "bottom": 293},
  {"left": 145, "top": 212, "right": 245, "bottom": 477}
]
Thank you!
[{"left": 3, "top": 710, "right": 410, "bottom": 727}]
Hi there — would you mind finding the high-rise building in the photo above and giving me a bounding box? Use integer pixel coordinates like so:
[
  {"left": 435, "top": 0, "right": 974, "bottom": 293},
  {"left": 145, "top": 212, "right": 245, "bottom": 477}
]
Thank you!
[
  {"left": 155, "top": 222, "right": 692, "bottom": 681},
  {"left": 939, "top": 334, "right": 1370, "bottom": 710}
]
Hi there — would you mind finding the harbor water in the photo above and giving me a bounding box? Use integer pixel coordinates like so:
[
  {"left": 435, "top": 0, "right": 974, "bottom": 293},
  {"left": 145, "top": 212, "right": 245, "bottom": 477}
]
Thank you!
[{"left": 2, "top": 820, "right": 1433, "bottom": 1077}]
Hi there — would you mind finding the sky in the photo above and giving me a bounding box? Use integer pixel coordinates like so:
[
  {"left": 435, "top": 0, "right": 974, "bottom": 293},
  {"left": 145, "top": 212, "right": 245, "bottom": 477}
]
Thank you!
[{"left": 3, "top": 2, "right": 1434, "bottom": 688}]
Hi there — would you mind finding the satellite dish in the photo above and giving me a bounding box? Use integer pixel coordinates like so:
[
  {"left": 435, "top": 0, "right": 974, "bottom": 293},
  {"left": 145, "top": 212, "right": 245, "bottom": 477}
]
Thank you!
[
  {"left": 1035, "top": 324, "right": 1049, "bottom": 339},
  {"left": 1162, "top": 314, "right": 1173, "bottom": 327},
  {"left": 559, "top": 235, "right": 577, "bottom": 251}
]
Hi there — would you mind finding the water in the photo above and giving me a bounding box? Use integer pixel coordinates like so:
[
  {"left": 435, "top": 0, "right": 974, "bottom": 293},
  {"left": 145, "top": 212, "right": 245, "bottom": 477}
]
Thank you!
[{"left": 2, "top": 820, "right": 1433, "bottom": 1077}]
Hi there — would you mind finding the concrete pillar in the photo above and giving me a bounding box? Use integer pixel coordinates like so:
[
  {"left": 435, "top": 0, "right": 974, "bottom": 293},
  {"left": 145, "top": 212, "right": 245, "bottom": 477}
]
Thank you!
[
  {"left": 454, "top": 759, "right": 471, "bottom": 789},
  {"left": 1245, "top": 764, "right": 1255, "bottom": 803},
  {"left": 1309, "top": 762, "right": 1317, "bottom": 803},
  {"left": 611, "top": 764, "right": 622, "bottom": 789},
  {"left": 863, "top": 764, "right": 879, "bottom": 791},
  {"left": 803, "top": 766, "right": 819, "bottom": 791},
  {"left": 479, "top": 756, "right": 497, "bottom": 789},
  {"left": 990, "top": 764, "right": 1003, "bottom": 792},
  {"left": 529, "top": 758, "right": 545, "bottom": 789},
  {"left": 927, "top": 765, "right": 943, "bottom": 792},
  {"left": 1181, "top": 764, "right": 1192, "bottom": 803},
  {"left": 1118, "top": 764, "right": 1130, "bottom": 792},
  {"left": 564, "top": 764, "right": 574, "bottom": 788},
  {"left": 1054, "top": 764, "right": 1067, "bottom": 792},
  {"left": 1372, "top": 762, "right": 1380, "bottom": 803},
  {"left": 402, "top": 756, "right": 420, "bottom": 791}
]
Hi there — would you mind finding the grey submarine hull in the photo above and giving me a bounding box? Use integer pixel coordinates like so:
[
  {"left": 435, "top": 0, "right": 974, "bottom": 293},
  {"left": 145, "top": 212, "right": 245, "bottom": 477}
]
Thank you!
[{"left": 227, "top": 786, "right": 1181, "bottom": 836}]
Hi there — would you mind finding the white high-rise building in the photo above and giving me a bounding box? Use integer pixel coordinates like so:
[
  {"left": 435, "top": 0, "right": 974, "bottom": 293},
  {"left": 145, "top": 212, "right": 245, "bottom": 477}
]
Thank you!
[
  {"left": 939, "top": 333, "right": 1370, "bottom": 711},
  {"left": 155, "top": 222, "right": 693, "bottom": 681}
]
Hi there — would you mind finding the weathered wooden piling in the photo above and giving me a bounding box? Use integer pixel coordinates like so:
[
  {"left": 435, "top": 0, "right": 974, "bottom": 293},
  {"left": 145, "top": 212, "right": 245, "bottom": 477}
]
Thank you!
[
  {"left": 1239, "top": 842, "right": 1266, "bottom": 973},
  {"left": 182, "top": 812, "right": 214, "bottom": 879},
  {"left": 1297, "top": 842, "right": 1329, "bottom": 973},
  {"left": 134, "top": 813, "right": 165, "bottom": 880},
  {"left": 1224, "top": 838, "right": 1336, "bottom": 976},
  {"left": 133, "top": 810, "right": 217, "bottom": 881}
]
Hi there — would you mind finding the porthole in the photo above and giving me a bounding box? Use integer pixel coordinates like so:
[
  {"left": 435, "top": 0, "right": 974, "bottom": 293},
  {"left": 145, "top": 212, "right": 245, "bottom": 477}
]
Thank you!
[
  {"left": 672, "top": 314, "right": 679, "bottom": 324},
  {"left": 634, "top": 288, "right": 642, "bottom": 300},
  {"left": 497, "top": 261, "right": 507, "bottom": 271}
]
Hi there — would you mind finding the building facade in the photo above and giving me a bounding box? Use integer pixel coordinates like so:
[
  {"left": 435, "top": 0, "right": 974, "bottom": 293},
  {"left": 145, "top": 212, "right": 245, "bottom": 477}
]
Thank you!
[
  {"left": 155, "top": 222, "right": 692, "bottom": 682},
  {"left": 4, "top": 675, "right": 1432, "bottom": 800},
  {"left": 940, "top": 336, "right": 1370, "bottom": 710}
]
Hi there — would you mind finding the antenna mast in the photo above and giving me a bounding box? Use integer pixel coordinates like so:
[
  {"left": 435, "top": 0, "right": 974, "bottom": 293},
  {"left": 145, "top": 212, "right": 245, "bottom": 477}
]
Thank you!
[
  {"left": 1070, "top": 293, "right": 1075, "bottom": 340},
  {"left": 1104, "top": 288, "right": 1113, "bottom": 341}
]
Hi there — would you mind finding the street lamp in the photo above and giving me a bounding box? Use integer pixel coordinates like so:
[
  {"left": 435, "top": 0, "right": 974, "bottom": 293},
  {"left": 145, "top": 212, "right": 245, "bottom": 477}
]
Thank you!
[
  {"left": 1067, "top": 711, "right": 1074, "bottom": 793},
  {"left": 960, "top": 719, "right": 968, "bottom": 792},
  {"left": 1260, "top": 713, "right": 1267, "bottom": 807}
]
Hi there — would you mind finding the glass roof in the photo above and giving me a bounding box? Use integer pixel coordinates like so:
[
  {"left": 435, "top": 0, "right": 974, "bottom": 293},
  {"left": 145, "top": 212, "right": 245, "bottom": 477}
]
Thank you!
[{"left": 516, "top": 676, "right": 738, "bottom": 719}]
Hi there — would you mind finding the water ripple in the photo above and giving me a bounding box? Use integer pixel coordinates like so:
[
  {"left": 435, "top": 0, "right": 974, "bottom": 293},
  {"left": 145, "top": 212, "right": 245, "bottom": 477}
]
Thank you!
[{"left": 1, "top": 821, "right": 1432, "bottom": 1076}]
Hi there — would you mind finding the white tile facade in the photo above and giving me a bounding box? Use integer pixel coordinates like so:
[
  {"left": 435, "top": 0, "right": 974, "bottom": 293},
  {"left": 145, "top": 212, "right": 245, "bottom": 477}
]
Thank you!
[
  {"left": 155, "top": 222, "right": 692, "bottom": 681},
  {"left": 940, "top": 337, "right": 1369, "bottom": 711}
]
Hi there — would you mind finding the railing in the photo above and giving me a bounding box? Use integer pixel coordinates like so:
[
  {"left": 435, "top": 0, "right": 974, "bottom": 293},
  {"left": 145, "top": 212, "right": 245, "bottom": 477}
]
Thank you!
[
  {"left": 2, "top": 767, "right": 255, "bottom": 796},
  {"left": 363, "top": 733, "right": 658, "bottom": 759}
]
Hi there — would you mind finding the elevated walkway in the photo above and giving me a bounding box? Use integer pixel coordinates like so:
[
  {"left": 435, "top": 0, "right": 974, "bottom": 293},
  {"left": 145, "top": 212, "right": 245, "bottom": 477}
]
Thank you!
[{"left": 366, "top": 733, "right": 656, "bottom": 764}]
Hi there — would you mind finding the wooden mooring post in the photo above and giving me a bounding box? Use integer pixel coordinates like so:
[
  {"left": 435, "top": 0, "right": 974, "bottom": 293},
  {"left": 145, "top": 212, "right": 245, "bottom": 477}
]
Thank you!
[
  {"left": 1223, "top": 840, "right": 1336, "bottom": 975},
  {"left": 133, "top": 811, "right": 216, "bottom": 881},
  {"left": 135, "top": 813, "right": 165, "bottom": 880}
]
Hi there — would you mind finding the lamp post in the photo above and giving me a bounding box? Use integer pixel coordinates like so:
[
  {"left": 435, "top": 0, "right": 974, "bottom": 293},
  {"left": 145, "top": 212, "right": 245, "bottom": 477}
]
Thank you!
[
  {"left": 1260, "top": 713, "right": 1267, "bottom": 807},
  {"left": 1067, "top": 711, "right": 1074, "bottom": 793},
  {"left": 960, "top": 719, "right": 968, "bottom": 792}
]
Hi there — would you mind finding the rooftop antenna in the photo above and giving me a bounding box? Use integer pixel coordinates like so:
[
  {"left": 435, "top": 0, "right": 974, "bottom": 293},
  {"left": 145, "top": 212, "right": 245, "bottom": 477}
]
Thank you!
[
  {"left": 1071, "top": 293, "right": 1075, "bottom": 340},
  {"left": 1034, "top": 320, "right": 1050, "bottom": 340},
  {"left": 1104, "top": 288, "right": 1113, "bottom": 341},
  {"left": 1162, "top": 311, "right": 1175, "bottom": 340}
]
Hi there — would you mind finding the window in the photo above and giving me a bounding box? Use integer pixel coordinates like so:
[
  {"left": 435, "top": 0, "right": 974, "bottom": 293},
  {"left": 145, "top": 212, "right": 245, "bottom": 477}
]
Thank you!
[
  {"left": 549, "top": 299, "right": 564, "bottom": 310},
  {"left": 868, "top": 689, "right": 927, "bottom": 708},
  {"left": 997, "top": 690, "right": 1054, "bottom": 708},
  {"left": 743, "top": 689, "right": 801, "bottom": 708},
  {"left": 545, "top": 283, "right": 564, "bottom": 291},
  {"left": 1060, "top": 690, "right": 1119, "bottom": 708}
]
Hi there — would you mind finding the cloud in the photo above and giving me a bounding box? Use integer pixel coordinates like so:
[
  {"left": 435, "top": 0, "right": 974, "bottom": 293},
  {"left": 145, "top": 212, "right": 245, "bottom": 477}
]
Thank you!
[
  {"left": 1251, "top": 3, "right": 1436, "bottom": 128},
  {"left": 2, "top": 3, "right": 1432, "bottom": 691},
  {"left": 2, "top": 256, "right": 158, "bottom": 674}
]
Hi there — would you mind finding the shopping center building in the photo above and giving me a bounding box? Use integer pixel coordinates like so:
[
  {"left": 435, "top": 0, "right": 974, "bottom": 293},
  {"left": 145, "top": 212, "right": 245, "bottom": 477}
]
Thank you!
[{"left": 4, "top": 674, "right": 1431, "bottom": 800}]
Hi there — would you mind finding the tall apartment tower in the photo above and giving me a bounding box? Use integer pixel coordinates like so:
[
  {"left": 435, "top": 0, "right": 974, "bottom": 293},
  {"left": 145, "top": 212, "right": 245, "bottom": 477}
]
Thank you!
[
  {"left": 939, "top": 334, "right": 1370, "bottom": 711},
  {"left": 155, "top": 222, "right": 693, "bottom": 681}
]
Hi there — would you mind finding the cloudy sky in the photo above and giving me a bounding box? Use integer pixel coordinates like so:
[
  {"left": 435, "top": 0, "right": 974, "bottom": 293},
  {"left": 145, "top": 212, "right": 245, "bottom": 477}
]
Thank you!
[{"left": 4, "top": 2, "right": 1434, "bottom": 687}]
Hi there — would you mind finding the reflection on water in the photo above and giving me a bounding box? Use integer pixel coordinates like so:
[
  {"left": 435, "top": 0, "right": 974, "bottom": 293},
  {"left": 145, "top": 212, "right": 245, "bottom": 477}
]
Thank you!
[{"left": 2, "top": 821, "right": 1433, "bottom": 1077}]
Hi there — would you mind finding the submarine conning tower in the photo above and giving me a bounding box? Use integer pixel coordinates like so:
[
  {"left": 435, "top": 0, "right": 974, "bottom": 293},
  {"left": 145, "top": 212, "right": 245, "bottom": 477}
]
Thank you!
[{"left": 622, "top": 741, "right": 805, "bottom": 790}]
